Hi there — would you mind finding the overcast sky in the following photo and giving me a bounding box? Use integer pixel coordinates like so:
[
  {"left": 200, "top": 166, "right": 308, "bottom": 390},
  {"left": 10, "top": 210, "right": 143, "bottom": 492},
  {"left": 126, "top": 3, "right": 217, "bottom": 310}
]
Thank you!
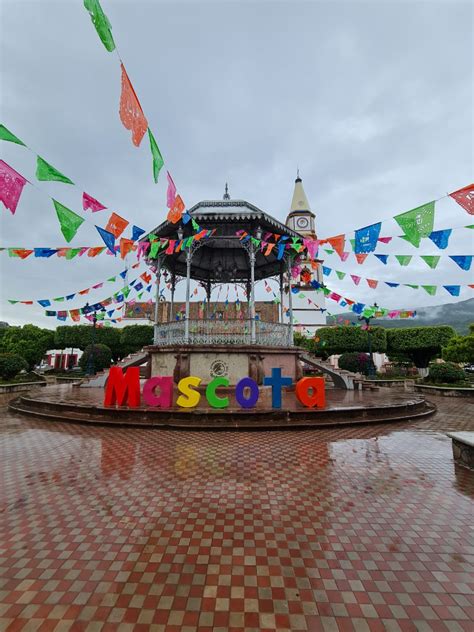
[{"left": 1, "top": 0, "right": 473, "bottom": 328}]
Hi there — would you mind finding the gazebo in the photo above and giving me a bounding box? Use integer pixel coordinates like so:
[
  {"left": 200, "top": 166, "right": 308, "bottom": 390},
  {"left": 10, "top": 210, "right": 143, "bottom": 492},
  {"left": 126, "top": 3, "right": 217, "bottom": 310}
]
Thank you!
[
  {"left": 140, "top": 191, "right": 309, "bottom": 385},
  {"left": 144, "top": 192, "right": 302, "bottom": 348}
]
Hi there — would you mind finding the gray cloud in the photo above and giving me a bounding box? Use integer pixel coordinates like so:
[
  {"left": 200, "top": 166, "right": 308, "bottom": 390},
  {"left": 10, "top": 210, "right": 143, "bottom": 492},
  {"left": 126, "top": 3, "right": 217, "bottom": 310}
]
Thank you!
[{"left": 1, "top": 0, "right": 472, "bottom": 327}]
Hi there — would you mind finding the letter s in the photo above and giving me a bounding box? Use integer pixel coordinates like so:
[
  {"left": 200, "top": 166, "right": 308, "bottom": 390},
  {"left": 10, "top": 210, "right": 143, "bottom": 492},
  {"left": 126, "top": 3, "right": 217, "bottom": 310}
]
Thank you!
[{"left": 176, "top": 376, "right": 202, "bottom": 408}]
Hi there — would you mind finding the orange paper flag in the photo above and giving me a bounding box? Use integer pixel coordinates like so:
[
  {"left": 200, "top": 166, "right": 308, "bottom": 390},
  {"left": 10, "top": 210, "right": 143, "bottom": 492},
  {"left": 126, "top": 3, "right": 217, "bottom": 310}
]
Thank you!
[
  {"left": 120, "top": 238, "right": 135, "bottom": 259},
  {"left": 167, "top": 195, "right": 185, "bottom": 224},
  {"left": 326, "top": 234, "right": 345, "bottom": 257},
  {"left": 119, "top": 64, "right": 148, "bottom": 147},
  {"left": 106, "top": 212, "right": 129, "bottom": 238}
]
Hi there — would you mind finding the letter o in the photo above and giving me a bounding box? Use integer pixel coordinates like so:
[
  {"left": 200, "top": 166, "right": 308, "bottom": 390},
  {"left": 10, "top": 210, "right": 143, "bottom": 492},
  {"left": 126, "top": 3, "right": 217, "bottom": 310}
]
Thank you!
[
  {"left": 295, "top": 377, "right": 325, "bottom": 408},
  {"left": 235, "top": 377, "right": 259, "bottom": 409}
]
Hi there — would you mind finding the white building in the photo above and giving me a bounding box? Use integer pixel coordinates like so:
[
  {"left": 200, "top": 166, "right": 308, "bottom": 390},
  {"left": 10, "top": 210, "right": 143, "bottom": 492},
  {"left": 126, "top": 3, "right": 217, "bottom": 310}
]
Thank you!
[{"left": 283, "top": 174, "right": 327, "bottom": 336}]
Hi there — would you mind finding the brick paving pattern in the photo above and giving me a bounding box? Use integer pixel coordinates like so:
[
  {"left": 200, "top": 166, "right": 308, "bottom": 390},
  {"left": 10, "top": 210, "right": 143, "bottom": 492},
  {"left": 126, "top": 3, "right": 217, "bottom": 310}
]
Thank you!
[{"left": 1, "top": 391, "right": 473, "bottom": 631}]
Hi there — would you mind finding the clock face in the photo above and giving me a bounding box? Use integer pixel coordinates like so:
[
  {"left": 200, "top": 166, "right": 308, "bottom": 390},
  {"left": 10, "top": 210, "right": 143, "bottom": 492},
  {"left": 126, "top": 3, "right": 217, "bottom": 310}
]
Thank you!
[{"left": 296, "top": 216, "right": 309, "bottom": 229}]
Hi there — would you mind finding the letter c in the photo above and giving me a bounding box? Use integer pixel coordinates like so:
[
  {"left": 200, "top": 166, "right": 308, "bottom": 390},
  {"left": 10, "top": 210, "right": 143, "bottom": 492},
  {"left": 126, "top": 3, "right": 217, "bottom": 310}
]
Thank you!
[
  {"left": 206, "top": 377, "right": 229, "bottom": 408},
  {"left": 177, "top": 376, "right": 202, "bottom": 408}
]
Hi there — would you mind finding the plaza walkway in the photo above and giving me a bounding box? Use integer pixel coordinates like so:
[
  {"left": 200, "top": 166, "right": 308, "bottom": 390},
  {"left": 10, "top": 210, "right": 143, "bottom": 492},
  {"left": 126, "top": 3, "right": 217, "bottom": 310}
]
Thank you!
[{"left": 1, "top": 391, "right": 473, "bottom": 631}]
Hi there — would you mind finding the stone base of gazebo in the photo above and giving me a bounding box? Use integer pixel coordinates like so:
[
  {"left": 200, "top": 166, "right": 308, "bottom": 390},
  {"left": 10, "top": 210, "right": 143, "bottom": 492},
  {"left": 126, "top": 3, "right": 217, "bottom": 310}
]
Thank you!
[{"left": 145, "top": 344, "right": 304, "bottom": 385}]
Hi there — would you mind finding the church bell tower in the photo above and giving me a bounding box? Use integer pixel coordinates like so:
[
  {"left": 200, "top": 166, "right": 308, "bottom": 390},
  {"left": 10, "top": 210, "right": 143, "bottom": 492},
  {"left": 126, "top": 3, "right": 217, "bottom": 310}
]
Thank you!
[{"left": 284, "top": 173, "right": 326, "bottom": 335}]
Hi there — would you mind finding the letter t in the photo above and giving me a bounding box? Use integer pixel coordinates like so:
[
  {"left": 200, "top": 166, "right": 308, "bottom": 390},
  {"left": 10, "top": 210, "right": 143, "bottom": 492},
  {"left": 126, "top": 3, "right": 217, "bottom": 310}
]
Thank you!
[{"left": 263, "top": 368, "right": 292, "bottom": 409}]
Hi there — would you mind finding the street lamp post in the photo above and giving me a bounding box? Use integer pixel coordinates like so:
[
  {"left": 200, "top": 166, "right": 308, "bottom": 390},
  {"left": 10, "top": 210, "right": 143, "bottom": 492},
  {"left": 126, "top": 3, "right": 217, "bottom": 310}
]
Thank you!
[
  {"left": 358, "top": 302, "right": 378, "bottom": 378},
  {"left": 85, "top": 303, "right": 98, "bottom": 376}
]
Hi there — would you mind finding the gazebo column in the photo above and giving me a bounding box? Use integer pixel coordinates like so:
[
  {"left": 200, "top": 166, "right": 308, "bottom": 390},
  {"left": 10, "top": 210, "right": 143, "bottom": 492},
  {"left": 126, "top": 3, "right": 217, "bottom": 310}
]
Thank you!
[
  {"left": 249, "top": 245, "right": 256, "bottom": 344},
  {"left": 279, "top": 266, "right": 285, "bottom": 324},
  {"left": 206, "top": 280, "right": 211, "bottom": 318},
  {"left": 184, "top": 247, "right": 192, "bottom": 343},
  {"left": 170, "top": 272, "right": 176, "bottom": 322},
  {"left": 286, "top": 256, "right": 294, "bottom": 345},
  {"left": 153, "top": 255, "right": 163, "bottom": 344}
]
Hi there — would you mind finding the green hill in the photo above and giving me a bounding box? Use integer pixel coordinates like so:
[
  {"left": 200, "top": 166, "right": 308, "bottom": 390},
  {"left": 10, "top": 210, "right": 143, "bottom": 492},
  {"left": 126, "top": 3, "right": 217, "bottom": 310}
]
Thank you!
[{"left": 327, "top": 298, "right": 474, "bottom": 334}]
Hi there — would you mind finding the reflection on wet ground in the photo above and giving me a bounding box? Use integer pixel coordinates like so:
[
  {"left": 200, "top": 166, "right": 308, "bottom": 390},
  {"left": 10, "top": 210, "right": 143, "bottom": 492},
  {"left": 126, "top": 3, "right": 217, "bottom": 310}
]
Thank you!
[{"left": 1, "top": 392, "right": 473, "bottom": 631}]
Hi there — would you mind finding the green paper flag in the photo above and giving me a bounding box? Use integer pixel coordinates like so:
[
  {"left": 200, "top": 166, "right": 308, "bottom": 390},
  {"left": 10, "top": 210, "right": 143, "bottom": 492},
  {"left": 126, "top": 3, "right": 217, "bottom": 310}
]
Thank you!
[
  {"left": 107, "top": 276, "right": 116, "bottom": 282},
  {"left": 405, "top": 284, "right": 419, "bottom": 289},
  {"left": 349, "top": 238, "right": 355, "bottom": 251},
  {"left": 336, "top": 271, "right": 346, "bottom": 280},
  {"left": 83, "top": 0, "right": 116, "bottom": 52},
  {"left": 66, "top": 248, "right": 82, "bottom": 259},
  {"left": 0, "top": 124, "right": 26, "bottom": 146},
  {"left": 149, "top": 241, "right": 160, "bottom": 258},
  {"left": 421, "top": 255, "right": 440, "bottom": 269},
  {"left": 395, "top": 255, "right": 412, "bottom": 266},
  {"left": 53, "top": 297, "right": 65, "bottom": 302},
  {"left": 394, "top": 201, "right": 435, "bottom": 247},
  {"left": 123, "top": 287, "right": 131, "bottom": 298},
  {"left": 422, "top": 285, "right": 437, "bottom": 295},
  {"left": 53, "top": 200, "right": 84, "bottom": 242},
  {"left": 37, "top": 157, "right": 74, "bottom": 185},
  {"left": 323, "top": 248, "right": 334, "bottom": 255},
  {"left": 148, "top": 129, "right": 164, "bottom": 183}
]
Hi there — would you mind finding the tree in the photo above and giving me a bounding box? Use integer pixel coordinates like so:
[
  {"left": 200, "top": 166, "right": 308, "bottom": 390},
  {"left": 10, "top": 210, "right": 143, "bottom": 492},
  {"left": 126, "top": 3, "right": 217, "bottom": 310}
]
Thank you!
[
  {"left": 310, "top": 326, "right": 387, "bottom": 358},
  {"left": 120, "top": 325, "right": 154, "bottom": 357},
  {"left": 55, "top": 325, "right": 122, "bottom": 360},
  {"left": 442, "top": 324, "right": 474, "bottom": 364},
  {"left": 0, "top": 325, "right": 55, "bottom": 370},
  {"left": 0, "top": 354, "right": 28, "bottom": 380},
  {"left": 79, "top": 344, "right": 112, "bottom": 373},
  {"left": 387, "top": 326, "right": 455, "bottom": 369}
]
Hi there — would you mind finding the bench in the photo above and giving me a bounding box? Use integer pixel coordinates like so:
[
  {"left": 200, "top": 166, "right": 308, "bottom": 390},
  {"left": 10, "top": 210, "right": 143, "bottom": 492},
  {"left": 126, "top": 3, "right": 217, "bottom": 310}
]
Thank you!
[{"left": 447, "top": 432, "right": 474, "bottom": 470}]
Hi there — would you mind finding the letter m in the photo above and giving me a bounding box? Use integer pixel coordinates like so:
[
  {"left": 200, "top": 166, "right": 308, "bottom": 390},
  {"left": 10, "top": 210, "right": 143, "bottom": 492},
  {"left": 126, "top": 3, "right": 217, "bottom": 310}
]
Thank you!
[{"left": 104, "top": 367, "right": 140, "bottom": 407}]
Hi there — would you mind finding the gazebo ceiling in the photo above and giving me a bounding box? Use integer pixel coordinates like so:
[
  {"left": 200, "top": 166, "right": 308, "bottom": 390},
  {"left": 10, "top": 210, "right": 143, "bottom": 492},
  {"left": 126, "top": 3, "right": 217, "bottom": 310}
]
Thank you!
[{"left": 144, "top": 199, "right": 303, "bottom": 283}]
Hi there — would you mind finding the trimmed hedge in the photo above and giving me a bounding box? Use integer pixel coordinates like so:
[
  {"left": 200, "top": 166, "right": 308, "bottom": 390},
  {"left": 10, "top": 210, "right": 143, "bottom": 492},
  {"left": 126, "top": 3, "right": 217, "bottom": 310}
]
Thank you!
[{"left": 427, "top": 362, "right": 466, "bottom": 384}]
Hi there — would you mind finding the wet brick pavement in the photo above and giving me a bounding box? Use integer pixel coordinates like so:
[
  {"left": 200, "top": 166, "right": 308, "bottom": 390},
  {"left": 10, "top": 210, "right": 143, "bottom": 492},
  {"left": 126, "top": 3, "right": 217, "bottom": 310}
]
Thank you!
[{"left": 1, "top": 391, "right": 473, "bottom": 631}]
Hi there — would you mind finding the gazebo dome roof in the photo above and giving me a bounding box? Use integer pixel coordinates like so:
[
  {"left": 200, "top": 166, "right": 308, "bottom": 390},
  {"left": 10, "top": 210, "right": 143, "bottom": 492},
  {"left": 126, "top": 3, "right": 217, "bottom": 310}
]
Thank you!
[{"left": 144, "top": 196, "right": 302, "bottom": 283}]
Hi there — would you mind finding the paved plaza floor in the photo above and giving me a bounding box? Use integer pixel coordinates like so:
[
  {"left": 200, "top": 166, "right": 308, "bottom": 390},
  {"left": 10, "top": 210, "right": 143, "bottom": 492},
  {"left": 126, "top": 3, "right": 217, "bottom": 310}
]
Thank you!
[{"left": 1, "top": 391, "right": 473, "bottom": 631}]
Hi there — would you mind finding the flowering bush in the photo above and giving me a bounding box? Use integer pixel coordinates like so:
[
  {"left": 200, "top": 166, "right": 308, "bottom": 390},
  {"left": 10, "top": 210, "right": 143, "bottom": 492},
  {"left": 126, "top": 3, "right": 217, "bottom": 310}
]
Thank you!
[{"left": 338, "top": 352, "right": 371, "bottom": 375}]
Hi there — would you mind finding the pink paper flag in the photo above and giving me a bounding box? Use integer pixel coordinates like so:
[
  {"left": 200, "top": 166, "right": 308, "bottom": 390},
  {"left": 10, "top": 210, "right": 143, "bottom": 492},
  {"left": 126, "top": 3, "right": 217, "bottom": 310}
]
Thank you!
[
  {"left": 0, "top": 160, "right": 27, "bottom": 215},
  {"left": 83, "top": 192, "right": 106, "bottom": 212},
  {"left": 303, "top": 238, "right": 319, "bottom": 260},
  {"left": 340, "top": 251, "right": 350, "bottom": 261},
  {"left": 378, "top": 236, "right": 392, "bottom": 244},
  {"left": 350, "top": 274, "right": 361, "bottom": 285},
  {"left": 166, "top": 171, "right": 176, "bottom": 208}
]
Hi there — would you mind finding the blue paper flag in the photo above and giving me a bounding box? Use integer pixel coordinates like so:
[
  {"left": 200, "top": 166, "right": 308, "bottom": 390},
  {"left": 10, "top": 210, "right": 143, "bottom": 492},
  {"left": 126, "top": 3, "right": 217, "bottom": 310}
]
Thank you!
[
  {"left": 374, "top": 254, "right": 389, "bottom": 265},
  {"left": 119, "top": 269, "right": 127, "bottom": 279},
  {"left": 182, "top": 212, "right": 192, "bottom": 225},
  {"left": 443, "top": 285, "right": 461, "bottom": 296},
  {"left": 449, "top": 255, "right": 472, "bottom": 271},
  {"left": 131, "top": 225, "right": 146, "bottom": 242},
  {"left": 291, "top": 286, "right": 299, "bottom": 294},
  {"left": 146, "top": 285, "right": 152, "bottom": 292},
  {"left": 352, "top": 302, "right": 365, "bottom": 314},
  {"left": 66, "top": 294, "right": 75, "bottom": 301},
  {"left": 322, "top": 266, "right": 331, "bottom": 276},
  {"left": 34, "top": 248, "right": 57, "bottom": 258},
  {"left": 429, "top": 228, "right": 452, "bottom": 250},
  {"left": 115, "top": 293, "right": 124, "bottom": 303},
  {"left": 134, "top": 282, "right": 143, "bottom": 292},
  {"left": 96, "top": 226, "right": 116, "bottom": 255},
  {"left": 38, "top": 299, "right": 51, "bottom": 307},
  {"left": 385, "top": 282, "right": 400, "bottom": 288},
  {"left": 45, "top": 310, "right": 56, "bottom": 316},
  {"left": 277, "top": 243, "right": 286, "bottom": 260},
  {"left": 107, "top": 310, "right": 115, "bottom": 317},
  {"left": 354, "top": 222, "right": 381, "bottom": 253}
]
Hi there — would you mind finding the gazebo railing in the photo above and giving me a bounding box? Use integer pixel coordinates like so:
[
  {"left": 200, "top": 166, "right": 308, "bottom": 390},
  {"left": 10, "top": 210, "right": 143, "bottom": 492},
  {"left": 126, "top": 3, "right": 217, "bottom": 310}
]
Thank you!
[{"left": 154, "top": 319, "right": 292, "bottom": 347}]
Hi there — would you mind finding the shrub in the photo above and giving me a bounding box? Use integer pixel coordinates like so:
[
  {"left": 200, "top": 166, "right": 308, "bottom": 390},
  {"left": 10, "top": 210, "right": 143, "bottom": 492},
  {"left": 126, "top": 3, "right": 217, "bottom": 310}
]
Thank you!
[
  {"left": 79, "top": 344, "right": 112, "bottom": 374},
  {"left": 312, "top": 326, "right": 387, "bottom": 358},
  {"left": 338, "top": 352, "right": 371, "bottom": 375},
  {"left": 427, "top": 362, "right": 466, "bottom": 384},
  {"left": 0, "top": 353, "right": 29, "bottom": 380}
]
